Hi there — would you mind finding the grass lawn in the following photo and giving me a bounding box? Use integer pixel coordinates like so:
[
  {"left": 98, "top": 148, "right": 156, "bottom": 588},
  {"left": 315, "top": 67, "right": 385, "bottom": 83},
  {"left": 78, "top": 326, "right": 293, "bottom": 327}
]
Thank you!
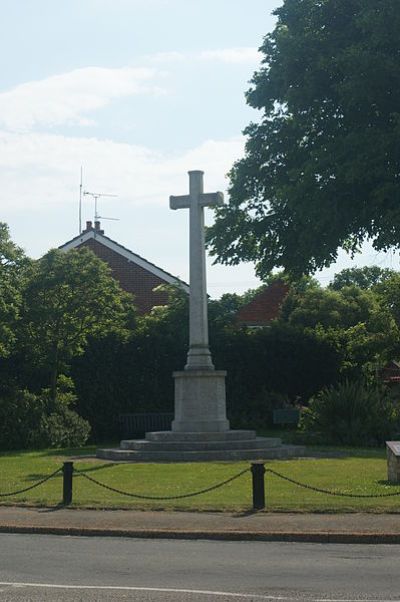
[{"left": 1, "top": 443, "right": 400, "bottom": 512}]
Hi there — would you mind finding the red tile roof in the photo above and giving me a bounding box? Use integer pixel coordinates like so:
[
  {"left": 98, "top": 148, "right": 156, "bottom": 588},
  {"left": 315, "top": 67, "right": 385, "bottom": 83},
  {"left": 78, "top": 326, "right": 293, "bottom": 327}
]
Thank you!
[
  {"left": 236, "top": 281, "right": 290, "bottom": 327},
  {"left": 59, "top": 224, "right": 188, "bottom": 315}
]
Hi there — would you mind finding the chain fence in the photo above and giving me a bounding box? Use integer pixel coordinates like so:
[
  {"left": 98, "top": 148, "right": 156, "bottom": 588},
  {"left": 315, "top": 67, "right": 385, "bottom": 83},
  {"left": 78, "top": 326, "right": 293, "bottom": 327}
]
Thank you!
[
  {"left": 2, "top": 462, "right": 400, "bottom": 508},
  {"left": 0, "top": 467, "right": 62, "bottom": 498},
  {"left": 265, "top": 468, "right": 400, "bottom": 498},
  {"left": 73, "top": 465, "right": 249, "bottom": 500}
]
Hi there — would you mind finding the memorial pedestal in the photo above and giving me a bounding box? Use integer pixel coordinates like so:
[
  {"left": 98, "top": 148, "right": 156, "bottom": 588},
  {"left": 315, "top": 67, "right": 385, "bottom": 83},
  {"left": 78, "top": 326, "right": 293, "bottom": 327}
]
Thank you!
[{"left": 172, "top": 370, "right": 229, "bottom": 433}]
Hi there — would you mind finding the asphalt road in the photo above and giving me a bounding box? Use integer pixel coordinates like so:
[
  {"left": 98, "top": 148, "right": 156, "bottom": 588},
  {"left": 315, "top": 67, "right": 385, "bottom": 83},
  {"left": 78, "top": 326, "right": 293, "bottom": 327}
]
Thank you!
[{"left": 0, "top": 534, "right": 400, "bottom": 601}]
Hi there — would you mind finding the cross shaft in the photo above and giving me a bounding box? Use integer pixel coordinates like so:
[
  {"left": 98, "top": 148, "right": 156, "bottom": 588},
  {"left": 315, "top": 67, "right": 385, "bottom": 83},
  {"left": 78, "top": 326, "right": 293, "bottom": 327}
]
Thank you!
[{"left": 170, "top": 170, "right": 224, "bottom": 370}]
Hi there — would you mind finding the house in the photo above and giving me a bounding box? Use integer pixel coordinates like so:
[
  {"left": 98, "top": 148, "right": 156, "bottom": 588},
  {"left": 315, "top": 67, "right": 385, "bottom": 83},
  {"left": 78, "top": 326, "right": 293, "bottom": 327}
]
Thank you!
[
  {"left": 59, "top": 220, "right": 189, "bottom": 314},
  {"left": 236, "top": 280, "right": 289, "bottom": 327},
  {"left": 380, "top": 360, "right": 400, "bottom": 385}
]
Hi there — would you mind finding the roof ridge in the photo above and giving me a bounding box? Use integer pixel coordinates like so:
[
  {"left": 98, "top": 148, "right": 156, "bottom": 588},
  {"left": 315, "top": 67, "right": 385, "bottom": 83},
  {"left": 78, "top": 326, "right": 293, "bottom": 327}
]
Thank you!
[{"left": 58, "top": 229, "right": 189, "bottom": 290}]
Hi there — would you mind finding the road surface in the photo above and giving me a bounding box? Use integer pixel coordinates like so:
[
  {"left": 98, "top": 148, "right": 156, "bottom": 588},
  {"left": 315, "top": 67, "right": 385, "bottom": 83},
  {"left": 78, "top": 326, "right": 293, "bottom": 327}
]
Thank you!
[{"left": 0, "top": 534, "right": 399, "bottom": 600}]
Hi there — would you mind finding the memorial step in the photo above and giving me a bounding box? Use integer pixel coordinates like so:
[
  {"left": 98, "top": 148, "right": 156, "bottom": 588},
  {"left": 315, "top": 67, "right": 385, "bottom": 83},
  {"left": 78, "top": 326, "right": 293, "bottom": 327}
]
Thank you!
[
  {"left": 145, "top": 430, "right": 257, "bottom": 442},
  {"left": 120, "top": 436, "right": 282, "bottom": 452},
  {"left": 96, "top": 444, "right": 306, "bottom": 462}
]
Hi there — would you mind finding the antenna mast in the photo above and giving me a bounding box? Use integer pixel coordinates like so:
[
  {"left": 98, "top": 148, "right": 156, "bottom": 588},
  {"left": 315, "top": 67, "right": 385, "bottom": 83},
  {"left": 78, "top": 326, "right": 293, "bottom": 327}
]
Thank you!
[
  {"left": 79, "top": 166, "right": 83, "bottom": 234},
  {"left": 83, "top": 190, "right": 119, "bottom": 223}
]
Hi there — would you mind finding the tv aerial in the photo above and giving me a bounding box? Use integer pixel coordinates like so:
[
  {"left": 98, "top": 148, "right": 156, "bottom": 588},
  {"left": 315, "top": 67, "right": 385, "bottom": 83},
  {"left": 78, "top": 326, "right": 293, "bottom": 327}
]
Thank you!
[
  {"left": 83, "top": 190, "right": 119, "bottom": 223},
  {"left": 78, "top": 168, "right": 119, "bottom": 233}
]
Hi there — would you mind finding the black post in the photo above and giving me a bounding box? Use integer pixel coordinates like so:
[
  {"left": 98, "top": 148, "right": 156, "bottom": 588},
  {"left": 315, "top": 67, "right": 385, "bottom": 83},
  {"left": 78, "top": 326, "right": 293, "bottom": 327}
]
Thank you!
[
  {"left": 63, "top": 461, "right": 74, "bottom": 505},
  {"left": 251, "top": 462, "right": 265, "bottom": 510}
]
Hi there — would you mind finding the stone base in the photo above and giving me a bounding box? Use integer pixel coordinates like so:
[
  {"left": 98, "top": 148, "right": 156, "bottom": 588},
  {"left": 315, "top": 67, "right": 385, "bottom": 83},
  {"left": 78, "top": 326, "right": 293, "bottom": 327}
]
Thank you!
[
  {"left": 172, "top": 369, "right": 229, "bottom": 433},
  {"left": 96, "top": 429, "right": 306, "bottom": 462},
  {"left": 387, "top": 441, "right": 400, "bottom": 483}
]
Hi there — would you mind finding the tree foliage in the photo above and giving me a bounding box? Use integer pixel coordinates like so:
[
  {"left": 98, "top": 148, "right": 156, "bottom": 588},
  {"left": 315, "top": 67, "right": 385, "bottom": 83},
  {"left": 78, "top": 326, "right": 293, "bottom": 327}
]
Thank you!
[
  {"left": 281, "top": 283, "right": 399, "bottom": 374},
  {"left": 20, "top": 247, "right": 136, "bottom": 399},
  {"left": 207, "top": 0, "right": 400, "bottom": 276},
  {"left": 0, "top": 378, "right": 90, "bottom": 451},
  {"left": 0, "top": 223, "right": 29, "bottom": 357},
  {"left": 374, "top": 272, "right": 400, "bottom": 328},
  {"left": 300, "top": 380, "right": 400, "bottom": 446},
  {"left": 329, "top": 266, "right": 395, "bottom": 290}
]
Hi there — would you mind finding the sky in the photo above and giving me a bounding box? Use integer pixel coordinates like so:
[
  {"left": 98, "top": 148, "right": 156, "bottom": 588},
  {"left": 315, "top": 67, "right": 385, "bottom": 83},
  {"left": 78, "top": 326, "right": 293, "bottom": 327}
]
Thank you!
[{"left": 0, "top": 0, "right": 396, "bottom": 297}]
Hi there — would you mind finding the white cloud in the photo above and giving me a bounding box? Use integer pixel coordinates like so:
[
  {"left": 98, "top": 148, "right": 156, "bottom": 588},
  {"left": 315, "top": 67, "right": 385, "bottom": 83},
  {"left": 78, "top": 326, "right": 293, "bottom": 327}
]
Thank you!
[
  {"left": 198, "top": 47, "right": 261, "bottom": 64},
  {"left": 0, "top": 67, "right": 163, "bottom": 132},
  {"left": 0, "top": 47, "right": 258, "bottom": 133},
  {"left": 147, "top": 51, "right": 186, "bottom": 64},
  {"left": 0, "top": 130, "right": 248, "bottom": 294},
  {"left": 149, "top": 47, "right": 261, "bottom": 65},
  {"left": 0, "top": 130, "right": 244, "bottom": 210}
]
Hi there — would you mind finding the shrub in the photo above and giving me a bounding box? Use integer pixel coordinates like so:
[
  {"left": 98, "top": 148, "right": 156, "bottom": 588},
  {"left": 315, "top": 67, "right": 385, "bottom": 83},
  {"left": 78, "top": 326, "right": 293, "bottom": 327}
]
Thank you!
[
  {"left": 0, "top": 387, "right": 45, "bottom": 450},
  {"left": 300, "top": 380, "right": 400, "bottom": 446},
  {"left": 31, "top": 381, "right": 91, "bottom": 449},
  {"left": 0, "top": 379, "right": 90, "bottom": 450},
  {"left": 37, "top": 406, "right": 91, "bottom": 448}
]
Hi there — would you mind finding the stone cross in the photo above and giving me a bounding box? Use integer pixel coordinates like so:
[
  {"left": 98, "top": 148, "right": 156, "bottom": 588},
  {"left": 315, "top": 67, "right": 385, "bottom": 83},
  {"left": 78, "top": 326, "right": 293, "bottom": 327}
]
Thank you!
[{"left": 170, "top": 170, "right": 224, "bottom": 371}]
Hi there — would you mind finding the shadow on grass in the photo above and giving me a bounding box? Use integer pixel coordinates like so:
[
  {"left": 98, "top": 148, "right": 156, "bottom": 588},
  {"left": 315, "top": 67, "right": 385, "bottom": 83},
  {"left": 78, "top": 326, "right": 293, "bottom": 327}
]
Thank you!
[
  {"left": 0, "top": 443, "right": 119, "bottom": 460},
  {"left": 24, "top": 463, "right": 118, "bottom": 482},
  {"left": 377, "top": 480, "right": 400, "bottom": 488},
  {"left": 45, "top": 444, "right": 118, "bottom": 458},
  {"left": 258, "top": 429, "right": 387, "bottom": 460}
]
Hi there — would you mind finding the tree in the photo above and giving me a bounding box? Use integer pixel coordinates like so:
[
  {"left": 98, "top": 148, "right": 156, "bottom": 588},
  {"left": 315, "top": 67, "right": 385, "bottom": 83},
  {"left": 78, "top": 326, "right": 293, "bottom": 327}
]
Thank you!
[
  {"left": 280, "top": 284, "right": 399, "bottom": 374},
  {"left": 374, "top": 272, "right": 400, "bottom": 327},
  {"left": 207, "top": 0, "right": 400, "bottom": 277},
  {"left": 0, "top": 223, "right": 29, "bottom": 357},
  {"left": 20, "top": 248, "right": 135, "bottom": 400},
  {"left": 329, "top": 266, "right": 395, "bottom": 290}
]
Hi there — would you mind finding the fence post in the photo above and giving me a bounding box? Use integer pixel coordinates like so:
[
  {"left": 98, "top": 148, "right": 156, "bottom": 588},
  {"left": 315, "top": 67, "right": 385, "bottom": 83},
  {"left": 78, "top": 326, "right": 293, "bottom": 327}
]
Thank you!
[
  {"left": 63, "top": 461, "right": 74, "bottom": 505},
  {"left": 251, "top": 462, "right": 265, "bottom": 510}
]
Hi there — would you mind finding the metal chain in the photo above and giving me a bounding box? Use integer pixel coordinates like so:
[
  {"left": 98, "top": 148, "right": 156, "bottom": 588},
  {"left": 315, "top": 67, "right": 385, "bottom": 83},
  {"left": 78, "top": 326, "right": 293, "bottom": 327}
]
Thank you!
[
  {"left": 74, "top": 466, "right": 249, "bottom": 500},
  {"left": 266, "top": 468, "right": 400, "bottom": 498},
  {"left": 0, "top": 467, "right": 63, "bottom": 497}
]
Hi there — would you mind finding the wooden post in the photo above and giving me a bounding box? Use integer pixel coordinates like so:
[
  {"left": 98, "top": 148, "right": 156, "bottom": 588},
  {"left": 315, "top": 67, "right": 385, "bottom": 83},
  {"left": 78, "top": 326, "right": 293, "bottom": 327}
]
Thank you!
[
  {"left": 63, "top": 461, "right": 74, "bottom": 505},
  {"left": 251, "top": 462, "right": 265, "bottom": 510}
]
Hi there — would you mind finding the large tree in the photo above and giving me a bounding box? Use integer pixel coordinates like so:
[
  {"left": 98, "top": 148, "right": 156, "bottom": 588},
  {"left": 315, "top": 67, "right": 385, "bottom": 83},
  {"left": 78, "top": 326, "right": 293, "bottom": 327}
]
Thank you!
[
  {"left": 328, "top": 266, "right": 395, "bottom": 291},
  {"left": 208, "top": 0, "right": 400, "bottom": 276},
  {"left": 0, "top": 223, "right": 29, "bottom": 357},
  {"left": 280, "top": 283, "right": 399, "bottom": 373},
  {"left": 20, "top": 247, "right": 135, "bottom": 400}
]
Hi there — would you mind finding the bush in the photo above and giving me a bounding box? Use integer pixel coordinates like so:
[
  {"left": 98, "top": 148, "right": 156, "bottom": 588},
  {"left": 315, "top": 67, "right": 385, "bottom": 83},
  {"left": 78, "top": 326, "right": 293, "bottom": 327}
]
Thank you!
[
  {"left": 32, "top": 382, "right": 91, "bottom": 449},
  {"left": 300, "top": 380, "right": 400, "bottom": 446},
  {"left": 0, "top": 387, "right": 46, "bottom": 450},
  {"left": 0, "top": 380, "right": 90, "bottom": 450},
  {"left": 38, "top": 406, "right": 91, "bottom": 448}
]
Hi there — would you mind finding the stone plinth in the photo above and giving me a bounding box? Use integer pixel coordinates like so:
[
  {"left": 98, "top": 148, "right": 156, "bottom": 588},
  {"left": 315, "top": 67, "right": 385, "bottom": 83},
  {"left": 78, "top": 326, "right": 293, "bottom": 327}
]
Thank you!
[
  {"left": 172, "top": 370, "right": 229, "bottom": 433},
  {"left": 97, "top": 429, "right": 306, "bottom": 462},
  {"left": 386, "top": 441, "right": 400, "bottom": 483}
]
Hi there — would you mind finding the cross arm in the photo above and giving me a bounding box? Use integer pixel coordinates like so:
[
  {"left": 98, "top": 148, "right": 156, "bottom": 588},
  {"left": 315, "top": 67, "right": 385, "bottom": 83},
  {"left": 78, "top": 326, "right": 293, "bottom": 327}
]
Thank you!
[
  {"left": 170, "top": 192, "right": 224, "bottom": 210},
  {"left": 199, "top": 192, "right": 224, "bottom": 208},
  {"left": 170, "top": 195, "right": 190, "bottom": 210}
]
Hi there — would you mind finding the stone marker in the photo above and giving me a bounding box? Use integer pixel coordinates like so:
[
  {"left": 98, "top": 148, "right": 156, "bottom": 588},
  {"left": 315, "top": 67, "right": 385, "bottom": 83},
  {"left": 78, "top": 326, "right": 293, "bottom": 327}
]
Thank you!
[
  {"left": 386, "top": 441, "right": 400, "bottom": 483},
  {"left": 96, "top": 170, "right": 306, "bottom": 461},
  {"left": 169, "top": 170, "right": 229, "bottom": 432}
]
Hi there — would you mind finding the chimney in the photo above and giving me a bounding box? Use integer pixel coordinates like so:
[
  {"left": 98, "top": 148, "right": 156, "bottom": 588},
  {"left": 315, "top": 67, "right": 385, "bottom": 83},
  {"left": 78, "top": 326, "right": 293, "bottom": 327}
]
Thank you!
[
  {"left": 83, "top": 220, "right": 93, "bottom": 232},
  {"left": 94, "top": 220, "right": 104, "bottom": 235}
]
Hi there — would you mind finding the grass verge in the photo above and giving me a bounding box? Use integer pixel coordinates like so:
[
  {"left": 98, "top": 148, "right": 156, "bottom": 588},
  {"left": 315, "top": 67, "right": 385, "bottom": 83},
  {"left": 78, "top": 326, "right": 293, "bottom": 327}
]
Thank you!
[{"left": 1, "top": 444, "right": 400, "bottom": 512}]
